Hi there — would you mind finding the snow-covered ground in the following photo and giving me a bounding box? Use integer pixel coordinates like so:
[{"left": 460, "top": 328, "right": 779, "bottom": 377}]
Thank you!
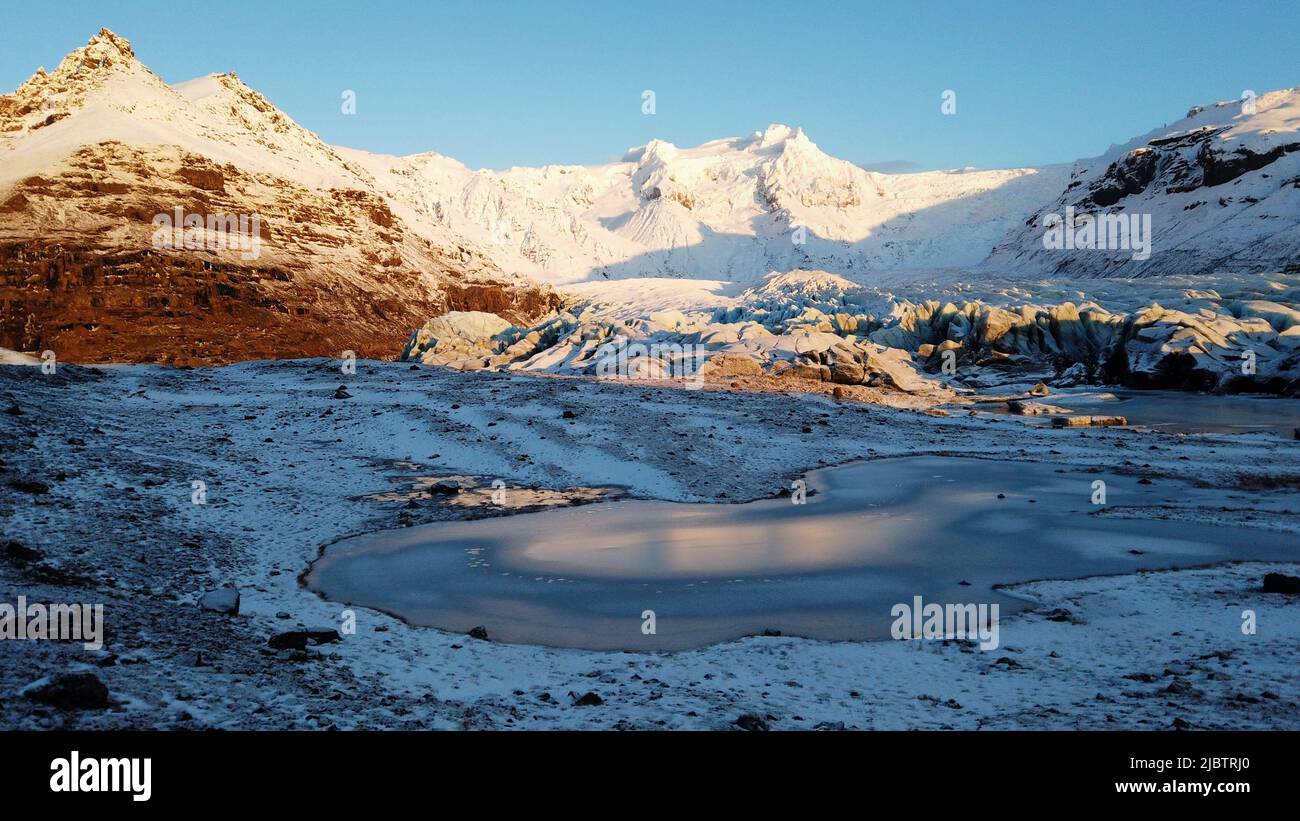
[{"left": 2, "top": 359, "right": 1298, "bottom": 729}]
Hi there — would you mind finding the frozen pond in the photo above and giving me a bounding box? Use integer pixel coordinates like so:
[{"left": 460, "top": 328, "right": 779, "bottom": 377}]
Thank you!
[
  {"left": 306, "top": 456, "right": 1300, "bottom": 650},
  {"left": 995, "top": 389, "right": 1300, "bottom": 437}
]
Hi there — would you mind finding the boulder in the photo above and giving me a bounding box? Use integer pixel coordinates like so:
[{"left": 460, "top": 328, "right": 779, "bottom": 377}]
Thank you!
[
  {"left": 829, "top": 362, "right": 865, "bottom": 385},
  {"left": 1052, "top": 415, "right": 1128, "bottom": 428},
  {"left": 3, "top": 540, "right": 42, "bottom": 563},
  {"left": 860, "top": 344, "right": 934, "bottom": 393},
  {"left": 781, "top": 363, "right": 830, "bottom": 382},
  {"left": 734, "top": 713, "right": 770, "bottom": 731},
  {"left": 1263, "top": 573, "right": 1300, "bottom": 594},
  {"left": 699, "top": 353, "right": 764, "bottom": 378},
  {"left": 198, "top": 587, "right": 240, "bottom": 615},
  {"left": 268, "top": 628, "right": 340, "bottom": 650},
  {"left": 23, "top": 672, "right": 110, "bottom": 710},
  {"left": 1007, "top": 400, "right": 1068, "bottom": 416}
]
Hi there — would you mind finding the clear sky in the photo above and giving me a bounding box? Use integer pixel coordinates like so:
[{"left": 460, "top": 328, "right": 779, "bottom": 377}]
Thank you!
[{"left": 3, "top": 0, "right": 1298, "bottom": 172}]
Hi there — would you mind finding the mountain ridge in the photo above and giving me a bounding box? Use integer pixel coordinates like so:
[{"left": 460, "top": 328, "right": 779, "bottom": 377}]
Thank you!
[
  {"left": 2, "top": 29, "right": 1299, "bottom": 365},
  {"left": 0, "top": 29, "right": 557, "bottom": 364}
]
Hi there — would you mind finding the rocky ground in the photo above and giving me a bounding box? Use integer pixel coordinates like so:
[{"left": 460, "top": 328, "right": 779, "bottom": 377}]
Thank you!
[{"left": 1, "top": 359, "right": 1299, "bottom": 730}]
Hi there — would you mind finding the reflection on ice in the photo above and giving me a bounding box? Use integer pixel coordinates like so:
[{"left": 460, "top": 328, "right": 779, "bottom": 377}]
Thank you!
[{"left": 308, "top": 456, "right": 1300, "bottom": 651}]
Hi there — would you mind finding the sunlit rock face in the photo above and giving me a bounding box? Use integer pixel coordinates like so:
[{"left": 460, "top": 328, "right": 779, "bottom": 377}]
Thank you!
[{"left": 0, "top": 30, "right": 556, "bottom": 364}]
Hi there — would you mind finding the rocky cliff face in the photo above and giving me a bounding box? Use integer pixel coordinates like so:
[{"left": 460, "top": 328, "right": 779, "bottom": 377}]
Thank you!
[
  {"left": 984, "top": 89, "right": 1300, "bottom": 278},
  {"left": 0, "top": 29, "right": 556, "bottom": 364}
]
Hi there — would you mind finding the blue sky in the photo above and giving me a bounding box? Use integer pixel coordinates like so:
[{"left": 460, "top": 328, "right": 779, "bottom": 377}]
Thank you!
[{"left": 3, "top": 0, "right": 1298, "bottom": 171}]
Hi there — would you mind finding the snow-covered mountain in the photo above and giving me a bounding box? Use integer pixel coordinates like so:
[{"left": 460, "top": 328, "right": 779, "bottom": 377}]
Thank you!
[
  {"left": 0, "top": 29, "right": 554, "bottom": 364},
  {"left": 985, "top": 88, "right": 1300, "bottom": 277},
  {"left": 4, "top": 28, "right": 1299, "bottom": 366},
  {"left": 345, "top": 126, "right": 1069, "bottom": 284}
]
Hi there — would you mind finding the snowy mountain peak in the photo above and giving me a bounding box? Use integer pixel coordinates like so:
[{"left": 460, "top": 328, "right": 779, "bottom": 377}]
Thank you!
[
  {"left": 751, "top": 123, "right": 808, "bottom": 149},
  {"left": 0, "top": 29, "right": 556, "bottom": 364},
  {"left": 346, "top": 122, "right": 1069, "bottom": 284},
  {"left": 0, "top": 28, "right": 172, "bottom": 147},
  {"left": 82, "top": 27, "right": 138, "bottom": 62},
  {"left": 43, "top": 27, "right": 161, "bottom": 96}
]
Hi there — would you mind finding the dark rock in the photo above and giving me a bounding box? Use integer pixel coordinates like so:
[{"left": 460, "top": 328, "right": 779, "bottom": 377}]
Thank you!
[
  {"left": 734, "top": 713, "right": 769, "bottom": 731},
  {"left": 8, "top": 478, "right": 50, "bottom": 494},
  {"left": 467, "top": 625, "right": 489, "bottom": 640},
  {"left": 1263, "top": 572, "right": 1300, "bottom": 594},
  {"left": 428, "top": 479, "right": 461, "bottom": 495},
  {"left": 24, "top": 672, "right": 110, "bottom": 710},
  {"left": 561, "top": 409, "right": 576, "bottom": 419},
  {"left": 333, "top": 385, "right": 352, "bottom": 399},
  {"left": 1045, "top": 608, "right": 1073, "bottom": 622},
  {"left": 268, "top": 628, "right": 340, "bottom": 650},
  {"left": 1200, "top": 140, "right": 1296, "bottom": 188},
  {"left": 3, "top": 540, "right": 42, "bottom": 563},
  {"left": 1090, "top": 147, "right": 1159, "bottom": 207},
  {"left": 760, "top": 628, "right": 782, "bottom": 637},
  {"left": 571, "top": 691, "right": 603, "bottom": 706}
]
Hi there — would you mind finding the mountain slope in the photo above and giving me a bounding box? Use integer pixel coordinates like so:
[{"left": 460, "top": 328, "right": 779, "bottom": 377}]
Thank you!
[
  {"left": 344, "top": 125, "right": 1070, "bottom": 284},
  {"left": 984, "top": 88, "right": 1300, "bottom": 277},
  {"left": 0, "top": 29, "right": 555, "bottom": 364}
]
